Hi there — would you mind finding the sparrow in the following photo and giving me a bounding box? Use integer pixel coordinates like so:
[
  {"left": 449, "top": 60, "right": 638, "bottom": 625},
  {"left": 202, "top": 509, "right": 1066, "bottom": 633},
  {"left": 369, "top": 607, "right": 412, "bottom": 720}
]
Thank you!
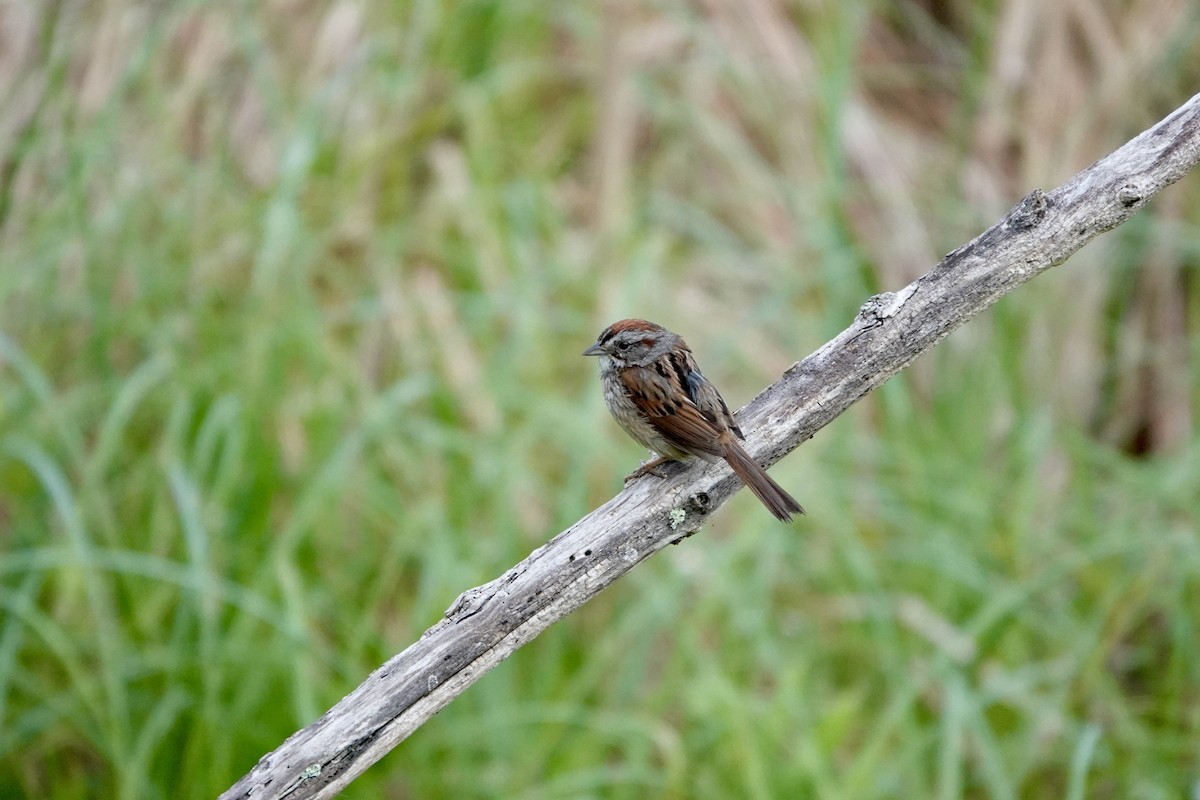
[{"left": 584, "top": 319, "right": 803, "bottom": 521}]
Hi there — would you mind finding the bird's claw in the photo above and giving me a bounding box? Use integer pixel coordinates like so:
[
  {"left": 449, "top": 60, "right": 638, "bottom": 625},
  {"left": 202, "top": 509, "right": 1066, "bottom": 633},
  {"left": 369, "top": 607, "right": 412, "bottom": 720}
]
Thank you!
[{"left": 624, "top": 455, "right": 671, "bottom": 483}]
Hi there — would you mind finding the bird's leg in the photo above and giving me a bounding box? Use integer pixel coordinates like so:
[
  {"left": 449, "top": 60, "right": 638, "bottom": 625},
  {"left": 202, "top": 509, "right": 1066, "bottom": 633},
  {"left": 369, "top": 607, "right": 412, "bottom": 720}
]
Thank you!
[{"left": 624, "top": 454, "right": 674, "bottom": 483}]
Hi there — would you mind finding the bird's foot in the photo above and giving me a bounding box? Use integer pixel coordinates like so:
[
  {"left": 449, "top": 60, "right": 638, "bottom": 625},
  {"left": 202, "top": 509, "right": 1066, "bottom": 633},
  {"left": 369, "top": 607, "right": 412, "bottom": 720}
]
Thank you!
[{"left": 624, "top": 455, "right": 674, "bottom": 483}]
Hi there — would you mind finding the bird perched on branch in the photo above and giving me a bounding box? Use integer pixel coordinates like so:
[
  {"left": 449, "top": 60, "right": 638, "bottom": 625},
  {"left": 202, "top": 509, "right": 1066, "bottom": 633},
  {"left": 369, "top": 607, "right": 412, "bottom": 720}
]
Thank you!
[{"left": 584, "top": 319, "right": 804, "bottom": 522}]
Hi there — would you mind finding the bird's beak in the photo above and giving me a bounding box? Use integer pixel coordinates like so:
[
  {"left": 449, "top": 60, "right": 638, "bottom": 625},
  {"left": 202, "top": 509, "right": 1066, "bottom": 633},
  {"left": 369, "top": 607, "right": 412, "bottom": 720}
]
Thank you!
[{"left": 582, "top": 343, "right": 605, "bottom": 357}]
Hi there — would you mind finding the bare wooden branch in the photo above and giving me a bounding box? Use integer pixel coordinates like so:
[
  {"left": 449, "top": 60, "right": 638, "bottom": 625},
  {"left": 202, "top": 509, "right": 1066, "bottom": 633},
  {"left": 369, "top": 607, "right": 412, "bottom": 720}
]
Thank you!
[{"left": 221, "top": 93, "right": 1200, "bottom": 800}]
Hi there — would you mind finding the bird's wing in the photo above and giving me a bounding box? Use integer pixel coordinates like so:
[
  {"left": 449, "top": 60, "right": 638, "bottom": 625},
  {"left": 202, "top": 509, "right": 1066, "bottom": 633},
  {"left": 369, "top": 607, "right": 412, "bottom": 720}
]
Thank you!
[
  {"left": 619, "top": 364, "right": 725, "bottom": 458},
  {"left": 670, "top": 349, "right": 743, "bottom": 441}
]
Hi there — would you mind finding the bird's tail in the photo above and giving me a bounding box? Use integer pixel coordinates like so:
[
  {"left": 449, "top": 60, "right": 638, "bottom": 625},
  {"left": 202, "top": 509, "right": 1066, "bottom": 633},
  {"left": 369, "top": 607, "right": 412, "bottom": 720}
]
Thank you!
[{"left": 722, "top": 439, "right": 805, "bottom": 522}]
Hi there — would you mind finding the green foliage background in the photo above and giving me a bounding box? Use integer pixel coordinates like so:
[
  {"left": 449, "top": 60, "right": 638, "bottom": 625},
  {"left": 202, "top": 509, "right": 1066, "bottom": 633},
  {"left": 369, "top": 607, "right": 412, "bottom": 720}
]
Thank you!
[{"left": 1, "top": 2, "right": 1199, "bottom": 798}]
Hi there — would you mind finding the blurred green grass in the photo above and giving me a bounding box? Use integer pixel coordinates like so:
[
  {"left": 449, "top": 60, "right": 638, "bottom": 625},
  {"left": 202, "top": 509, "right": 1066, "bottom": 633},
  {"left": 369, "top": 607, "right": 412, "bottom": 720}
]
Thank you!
[{"left": 1, "top": 1, "right": 1199, "bottom": 798}]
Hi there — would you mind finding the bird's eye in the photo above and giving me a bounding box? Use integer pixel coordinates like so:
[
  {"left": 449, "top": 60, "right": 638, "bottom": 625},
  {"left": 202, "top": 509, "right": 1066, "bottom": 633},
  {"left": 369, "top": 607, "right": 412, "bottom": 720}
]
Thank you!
[{"left": 617, "top": 341, "right": 630, "bottom": 351}]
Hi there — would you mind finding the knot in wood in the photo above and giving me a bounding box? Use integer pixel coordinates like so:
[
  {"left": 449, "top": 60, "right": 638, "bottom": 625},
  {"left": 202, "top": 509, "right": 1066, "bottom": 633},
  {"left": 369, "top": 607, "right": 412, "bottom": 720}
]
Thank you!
[
  {"left": 856, "top": 293, "right": 894, "bottom": 327},
  {"left": 1005, "top": 189, "right": 1049, "bottom": 229},
  {"left": 1117, "top": 184, "right": 1144, "bottom": 207}
]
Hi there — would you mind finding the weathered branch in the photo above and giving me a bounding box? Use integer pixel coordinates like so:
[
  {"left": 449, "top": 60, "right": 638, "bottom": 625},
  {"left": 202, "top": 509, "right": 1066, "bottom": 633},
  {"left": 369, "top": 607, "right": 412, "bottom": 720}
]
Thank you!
[{"left": 222, "top": 93, "right": 1200, "bottom": 800}]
